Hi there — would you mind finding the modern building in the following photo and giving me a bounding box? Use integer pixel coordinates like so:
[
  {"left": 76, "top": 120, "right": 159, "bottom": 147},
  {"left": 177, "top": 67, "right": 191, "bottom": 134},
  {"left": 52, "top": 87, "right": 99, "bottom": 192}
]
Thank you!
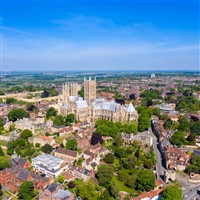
[{"left": 32, "top": 154, "right": 68, "bottom": 178}]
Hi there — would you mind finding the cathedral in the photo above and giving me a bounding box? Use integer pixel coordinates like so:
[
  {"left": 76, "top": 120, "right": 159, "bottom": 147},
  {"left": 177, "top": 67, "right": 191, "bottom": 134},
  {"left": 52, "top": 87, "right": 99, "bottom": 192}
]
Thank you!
[{"left": 58, "top": 77, "right": 138, "bottom": 123}]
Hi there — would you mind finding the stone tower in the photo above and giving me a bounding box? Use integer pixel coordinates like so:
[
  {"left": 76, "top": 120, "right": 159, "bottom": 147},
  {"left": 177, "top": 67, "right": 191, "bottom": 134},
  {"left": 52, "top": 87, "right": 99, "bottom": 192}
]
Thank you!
[
  {"left": 62, "top": 82, "right": 80, "bottom": 101},
  {"left": 84, "top": 76, "right": 96, "bottom": 105}
]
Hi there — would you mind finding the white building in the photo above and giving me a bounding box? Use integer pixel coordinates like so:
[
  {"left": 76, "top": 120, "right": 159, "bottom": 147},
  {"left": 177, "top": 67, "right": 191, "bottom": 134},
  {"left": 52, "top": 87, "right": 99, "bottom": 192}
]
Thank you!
[{"left": 32, "top": 154, "right": 68, "bottom": 178}]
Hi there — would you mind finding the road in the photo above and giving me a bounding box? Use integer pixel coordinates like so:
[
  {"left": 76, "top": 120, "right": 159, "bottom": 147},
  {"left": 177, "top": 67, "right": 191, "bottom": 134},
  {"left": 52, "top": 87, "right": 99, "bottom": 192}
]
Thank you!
[
  {"left": 148, "top": 128, "right": 165, "bottom": 183},
  {"left": 182, "top": 184, "right": 200, "bottom": 200}
]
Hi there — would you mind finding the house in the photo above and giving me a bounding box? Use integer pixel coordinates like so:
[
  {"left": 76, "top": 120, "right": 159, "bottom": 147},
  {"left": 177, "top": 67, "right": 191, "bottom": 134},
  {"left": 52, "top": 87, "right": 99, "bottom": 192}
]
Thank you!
[
  {"left": 39, "top": 183, "right": 74, "bottom": 200},
  {"left": 0, "top": 165, "right": 50, "bottom": 192},
  {"left": 32, "top": 154, "right": 68, "bottom": 178},
  {"left": 14, "top": 118, "right": 35, "bottom": 133},
  {"left": 70, "top": 166, "right": 91, "bottom": 181},
  {"left": 165, "top": 147, "right": 190, "bottom": 171},
  {"left": 29, "top": 135, "right": 56, "bottom": 146},
  {"left": 130, "top": 189, "right": 163, "bottom": 200},
  {"left": 54, "top": 147, "right": 79, "bottom": 164},
  {"left": 62, "top": 171, "right": 75, "bottom": 182},
  {"left": 10, "top": 157, "right": 31, "bottom": 169},
  {"left": 59, "top": 126, "right": 73, "bottom": 136},
  {"left": 122, "top": 133, "right": 153, "bottom": 147}
]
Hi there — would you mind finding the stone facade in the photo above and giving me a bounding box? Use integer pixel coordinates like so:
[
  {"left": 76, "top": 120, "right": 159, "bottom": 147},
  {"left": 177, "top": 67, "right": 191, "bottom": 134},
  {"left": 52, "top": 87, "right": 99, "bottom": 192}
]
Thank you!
[{"left": 59, "top": 78, "right": 138, "bottom": 123}]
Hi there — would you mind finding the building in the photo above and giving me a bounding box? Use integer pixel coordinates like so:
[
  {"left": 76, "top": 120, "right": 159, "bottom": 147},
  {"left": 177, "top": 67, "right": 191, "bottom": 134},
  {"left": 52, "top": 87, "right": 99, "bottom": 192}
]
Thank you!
[
  {"left": 59, "top": 78, "right": 138, "bottom": 123},
  {"left": 165, "top": 147, "right": 190, "bottom": 171},
  {"left": 39, "top": 183, "right": 74, "bottom": 200},
  {"left": 29, "top": 135, "right": 56, "bottom": 146},
  {"left": 0, "top": 165, "right": 50, "bottom": 192},
  {"left": 122, "top": 133, "right": 153, "bottom": 147},
  {"left": 10, "top": 157, "right": 31, "bottom": 169},
  {"left": 151, "top": 73, "right": 156, "bottom": 79},
  {"left": 32, "top": 154, "right": 68, "bottom": 178},
  {"left": 54, "top": 147, "right": 79, "bottom": 164}
]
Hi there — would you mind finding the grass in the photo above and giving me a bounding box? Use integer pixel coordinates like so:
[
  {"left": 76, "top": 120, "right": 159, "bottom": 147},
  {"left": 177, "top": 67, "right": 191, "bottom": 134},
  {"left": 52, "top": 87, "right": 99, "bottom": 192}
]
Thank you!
[
  {"left": 3, "top": 149, "right": 11, "bottom": 161},
  {"left": 55, "top": 134, "right": 72, "bottom": 144},
  {"left": 112, "top": 175, "right": 136, "bottom": 194},
  {"left": 103, "top": 140, "right": 113, "bottom": 149},
  {"left": 0, "top": 140, "right": 8, "bottom": 146}
]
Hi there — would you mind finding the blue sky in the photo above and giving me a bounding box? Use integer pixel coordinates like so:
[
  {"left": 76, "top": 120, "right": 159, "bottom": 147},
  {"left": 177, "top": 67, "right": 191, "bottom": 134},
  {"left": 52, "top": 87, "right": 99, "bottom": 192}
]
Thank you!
[{"left": 1, "top": 0, "right": 199, "bottom": 71}]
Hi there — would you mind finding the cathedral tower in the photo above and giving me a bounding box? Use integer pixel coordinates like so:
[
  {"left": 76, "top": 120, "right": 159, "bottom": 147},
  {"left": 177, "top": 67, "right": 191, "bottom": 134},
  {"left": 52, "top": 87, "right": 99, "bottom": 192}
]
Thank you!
[
  {"left": 62, "top": 82, "right": 80, "bottom": 101},
  {"left": 84, "top": 76, "right": 96, "bottom": 105}
]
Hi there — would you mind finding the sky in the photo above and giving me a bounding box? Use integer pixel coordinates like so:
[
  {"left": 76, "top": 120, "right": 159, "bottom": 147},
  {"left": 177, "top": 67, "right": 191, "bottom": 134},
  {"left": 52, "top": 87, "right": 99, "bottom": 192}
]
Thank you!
[{"left": 0, "top": 0, "right": 199, "bottom": 71}]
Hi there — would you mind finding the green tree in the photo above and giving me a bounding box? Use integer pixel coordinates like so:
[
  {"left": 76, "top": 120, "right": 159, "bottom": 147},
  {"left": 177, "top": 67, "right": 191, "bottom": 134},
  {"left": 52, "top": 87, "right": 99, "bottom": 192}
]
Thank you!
[
  {"left": 191, "top": 121, "right": 200, "bottom": 135},
  {"left": 41, "top": 144, "right": 52, "bottom": 154},
  {"left": 126, "top": 174, "right": 137, "bottom": 189},
  {"left": 75, "top": 181, "right": 99, "bottom": 200},
  {"left": 53, "top": 115, "right": 65, "bottom": 126},
  {"left": 152, "top": 107, "right": 161, "bottom": 116},
  {"left": 20, "top": 129, "right": 32, "bottom": 140},
  {"left": 161, "top": 185, "right": 182, "bottom": 200},
  {"left": 58, "top": 175, "right": 65, "bottom": 183},
  {"left": 170, "top": 131, "right": 186, "bottom": 146},
  {"left": 66, "top": 139, "right": 77, "bottom": 151},
  {"left": 18, "top": 181, "right": 34, "bottom": 200},
  {"left": 46, "top": 107, "right": 57, "bottom": 119},
  {"left": 97, "top": 165, "right": 114, "bottom": 188},
  {"left": 138, "top": 111, "right": 150, "bottom": 132},
  {"left": 104, "top": 153, "right": 114, "bottom": 164},
  {"left": 0, "top": 118, "right": 4, "bottom": 133},
  {"left": 65, "top": 113, "right": 75, "bottom": 125},
  {"left": 78, "top": 87, "right": 84, "bottom": 98},
  {"left": 8, "top": 108, "right": 29, "bottom": 122},
  {"left": 0, "top": 147, "right": 4, "bottom": 157},
  {"left": 136, "top": 169, "right": 155, "bottom": 191},
  {"left": 6, "top": 98, "right": 17, "bottom": 104}
]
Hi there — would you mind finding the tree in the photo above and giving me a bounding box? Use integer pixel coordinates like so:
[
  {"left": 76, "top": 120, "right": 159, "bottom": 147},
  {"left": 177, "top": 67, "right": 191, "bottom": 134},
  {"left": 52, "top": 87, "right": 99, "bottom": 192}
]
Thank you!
[
  {"left": 0, "top": 184, "right": 3, "bottom": 197},
  {"left": 118, "top": 170, "right": 129, "bottom": 182},
  {"left": 170, "top": 131, "right": 186, "bottom": 146},
  {"left": 104, "top": 153, "right": 114, "bottom": 164},
  {"left": 78, "top": 87, "right": 84, "bottom": 98},
  {"left": 0, "top": 157, "right": 10, "bottom": 170},
  {"left": 41, "top": 144, "right": 52, "bottom": 154},
  {"left": 161, "top": 185, "right": 182, "bottom": 200},
  {"left": 138, "top": 111, "right": 150, "bottom": 132},
  {"left": 97, "top": 165, "right": 114, "bottom": 188},
  {"left": 53, "top": 115, "right": 65, "bottom": 126},
  {"left": 65, "top": 113, "right": 75, "bottom": 125},
  {"left": 0, "top": 118, "right": 4, "bottom": 132},
  {"left": 123, "top": 122, "right": 138, "bottom": 134},
  {"left": 20, "top": 129, "right": 32, "bottom": 140},
  {"left": 8, "top": 108, "right": 29, "bottom": 122},
  {"left": 18, "top": 181, "right": 34, "bottom": 200},
  {"left": 66, "top": 139, "right": 77, "bottom": 151},
  {"left": 126, "top": 174, "right": 137, "bottom": 189},
  {"left": 46, "top": 107, "right": 57, "bottom": 119},
  {"left": 0, "top": 147, "right": 4, "bottom": 157},
  {"left": 75, "top": 181, "right": 99, "bottom": 200},
  {"left": 68, "top": 181, "right": 75, "bottom": 189},
  {"left": 152, "top": 108, "right": 161, "bottom": 116},
  {"left": 6, "top": 98, "right": 16, "bottom": 104},
  {"left": 191, "top": 121, "right": 200, "bottom": 135},
  {"left": 91, "top": 133, "right": 103, "bottom": 145},
  {"left": 58, "top": 175, "right": 65, "bottom": 183},
  {"left": 41, "top": 90, "right": 49, "bottom": 98},
  {"left": 136, "top": 169, "right": 155, "bottom": 191}
]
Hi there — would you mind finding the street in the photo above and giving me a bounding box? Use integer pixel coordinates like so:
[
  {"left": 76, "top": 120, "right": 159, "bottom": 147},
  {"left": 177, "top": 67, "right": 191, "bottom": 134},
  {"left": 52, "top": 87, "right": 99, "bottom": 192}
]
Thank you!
[{"left": 148, "top": 128, "right": 165, "bottom": 182}]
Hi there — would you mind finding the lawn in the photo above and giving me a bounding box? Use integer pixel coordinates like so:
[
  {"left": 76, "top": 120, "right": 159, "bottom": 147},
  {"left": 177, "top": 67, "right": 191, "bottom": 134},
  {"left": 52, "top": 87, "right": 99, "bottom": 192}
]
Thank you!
[
  {"left": 112, "top": 175, "right": 136, "bottom": 194},
  {"left": 0, "top": 140, "right": 8, "bottom": 146},
  {"left": 55, "top": 134, "right": 72, "bottom": 144}
]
